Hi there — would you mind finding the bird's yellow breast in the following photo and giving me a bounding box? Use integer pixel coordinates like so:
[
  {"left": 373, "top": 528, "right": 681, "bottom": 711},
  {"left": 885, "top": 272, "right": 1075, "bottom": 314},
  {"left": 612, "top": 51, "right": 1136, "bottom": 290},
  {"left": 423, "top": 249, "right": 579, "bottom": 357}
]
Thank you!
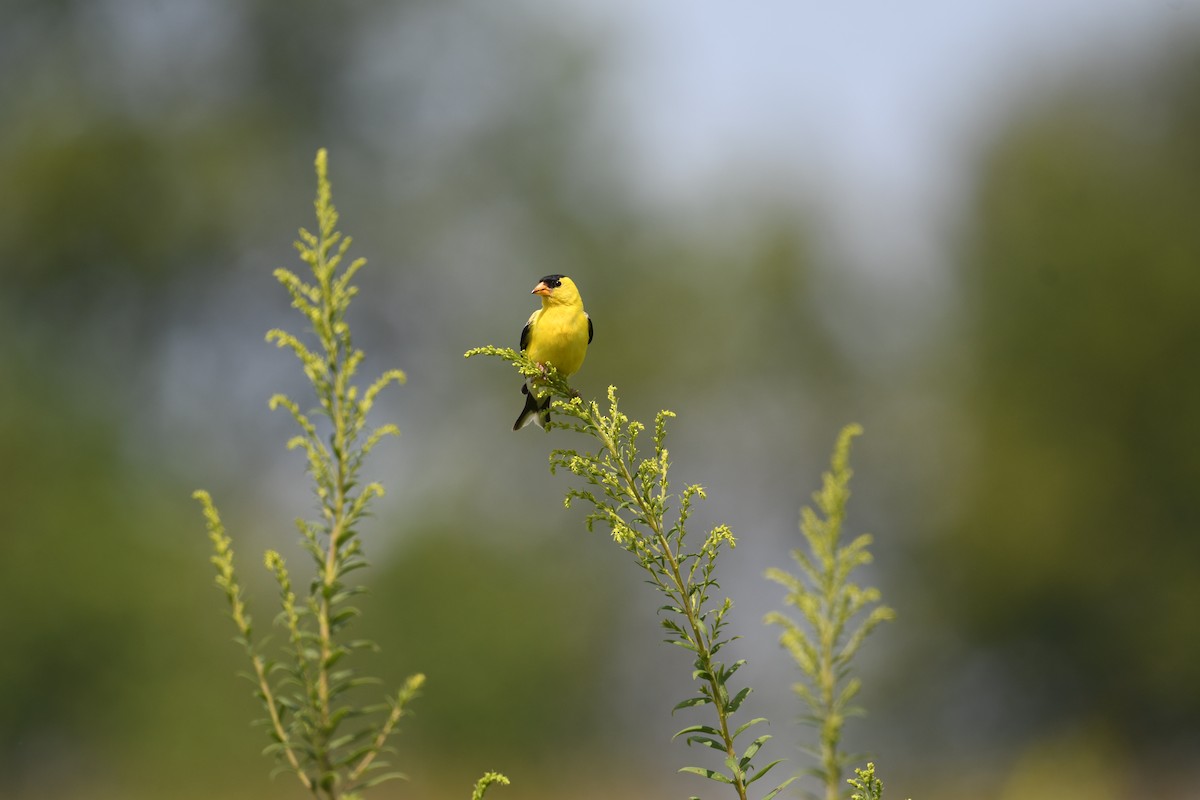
[{"left": 526, "top": 305, "right": 589, "bottom": 377}]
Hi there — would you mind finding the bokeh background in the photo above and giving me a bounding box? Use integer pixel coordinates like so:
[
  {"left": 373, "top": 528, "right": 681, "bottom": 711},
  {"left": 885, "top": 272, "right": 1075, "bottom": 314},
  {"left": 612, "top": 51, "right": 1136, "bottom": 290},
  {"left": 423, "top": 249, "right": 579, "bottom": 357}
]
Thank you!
[{"left": 3, "top": 2, "right": 1199, "bottom": 798}]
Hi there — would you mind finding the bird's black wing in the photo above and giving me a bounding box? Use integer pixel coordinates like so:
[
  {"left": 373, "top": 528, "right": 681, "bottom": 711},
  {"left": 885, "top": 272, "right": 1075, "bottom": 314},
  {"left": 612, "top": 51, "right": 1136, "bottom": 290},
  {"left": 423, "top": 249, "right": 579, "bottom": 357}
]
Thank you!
[
  {"left": 519, "top": 320, "right": 532, "bottom": 352},
  {"left": 587, "top": 313, "right": 594, "bottom": 344}
]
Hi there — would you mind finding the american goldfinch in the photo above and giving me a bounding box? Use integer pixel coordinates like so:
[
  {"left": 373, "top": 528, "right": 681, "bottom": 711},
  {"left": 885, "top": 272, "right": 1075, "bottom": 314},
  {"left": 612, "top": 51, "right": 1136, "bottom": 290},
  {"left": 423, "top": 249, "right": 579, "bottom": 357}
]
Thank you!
[{"left": 513, "top": 274, "right": 593, "bottom": 431}]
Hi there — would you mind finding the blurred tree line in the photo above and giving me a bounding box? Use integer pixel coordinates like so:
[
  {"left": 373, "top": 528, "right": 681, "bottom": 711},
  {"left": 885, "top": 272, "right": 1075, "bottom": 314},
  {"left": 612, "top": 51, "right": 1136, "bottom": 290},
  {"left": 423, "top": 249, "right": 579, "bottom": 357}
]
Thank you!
[
  {"left": 918, "top": 42, "right": 1200, "bottom": 757},
  {"left": 1, "top": 2, "right": 1197, "bottom": 798}
]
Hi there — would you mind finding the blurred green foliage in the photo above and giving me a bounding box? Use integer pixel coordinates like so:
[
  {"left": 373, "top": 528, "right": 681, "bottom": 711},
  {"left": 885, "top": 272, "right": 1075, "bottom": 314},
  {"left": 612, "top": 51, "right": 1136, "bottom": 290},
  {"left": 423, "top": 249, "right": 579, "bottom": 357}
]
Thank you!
[
  {"left": 926, "top": 45, "right": 1200, "bottom": 738},
  {"left": 362, "top": 531, "right": 621, "bottom": 761},
  {"left": 0, "top": 347, "right": 258, "bottom": 797}
]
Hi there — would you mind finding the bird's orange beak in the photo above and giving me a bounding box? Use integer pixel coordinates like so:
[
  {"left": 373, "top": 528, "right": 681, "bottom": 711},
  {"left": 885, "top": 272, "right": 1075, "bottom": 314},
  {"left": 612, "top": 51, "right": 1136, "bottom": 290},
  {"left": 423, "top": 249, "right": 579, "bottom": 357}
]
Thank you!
[{"left": 531, "top": 281, "right": 552, "bottom": 297}]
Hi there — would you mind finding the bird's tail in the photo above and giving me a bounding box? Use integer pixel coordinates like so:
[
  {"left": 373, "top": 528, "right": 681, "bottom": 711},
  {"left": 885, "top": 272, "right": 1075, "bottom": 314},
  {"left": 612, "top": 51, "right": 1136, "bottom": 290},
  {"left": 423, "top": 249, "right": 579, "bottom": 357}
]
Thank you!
[{"left": 513, "top": 382, "right": 552, "bottom": 431}]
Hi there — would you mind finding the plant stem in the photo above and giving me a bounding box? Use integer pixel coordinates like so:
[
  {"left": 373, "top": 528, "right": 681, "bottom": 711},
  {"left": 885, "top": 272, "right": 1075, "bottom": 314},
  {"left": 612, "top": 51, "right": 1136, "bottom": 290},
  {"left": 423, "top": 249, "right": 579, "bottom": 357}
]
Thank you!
[
  {"left": 596, "top": 420, "right": 749, "bottom": 800},
  {"left": 252, "top": 633, "right": 314, "bottom": 792},
  {"left": 315, "top": 228, "right": 351, "bottom": 798}
]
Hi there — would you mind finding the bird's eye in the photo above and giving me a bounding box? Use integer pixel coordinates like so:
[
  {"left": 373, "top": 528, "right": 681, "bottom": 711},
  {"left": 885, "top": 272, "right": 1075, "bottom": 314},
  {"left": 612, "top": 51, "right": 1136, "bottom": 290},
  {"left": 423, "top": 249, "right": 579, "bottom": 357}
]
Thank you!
[{"left": 540, "top": 274, "right": 564, "bottom": 288}]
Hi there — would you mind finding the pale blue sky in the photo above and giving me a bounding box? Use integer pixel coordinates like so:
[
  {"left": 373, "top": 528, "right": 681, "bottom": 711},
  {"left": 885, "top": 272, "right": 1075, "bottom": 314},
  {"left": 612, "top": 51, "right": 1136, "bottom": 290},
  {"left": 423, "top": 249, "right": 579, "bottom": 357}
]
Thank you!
[{"left": 532, "top": 0, "right": 1196, "bottom": 277}]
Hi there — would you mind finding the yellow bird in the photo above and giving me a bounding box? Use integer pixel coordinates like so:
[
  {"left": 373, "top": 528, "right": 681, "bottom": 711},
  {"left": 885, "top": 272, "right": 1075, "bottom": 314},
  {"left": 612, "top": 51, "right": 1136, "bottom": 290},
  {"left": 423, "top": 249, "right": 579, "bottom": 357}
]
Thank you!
[{"left": 514, "top": 274, "right": 593, "bottom": 430}]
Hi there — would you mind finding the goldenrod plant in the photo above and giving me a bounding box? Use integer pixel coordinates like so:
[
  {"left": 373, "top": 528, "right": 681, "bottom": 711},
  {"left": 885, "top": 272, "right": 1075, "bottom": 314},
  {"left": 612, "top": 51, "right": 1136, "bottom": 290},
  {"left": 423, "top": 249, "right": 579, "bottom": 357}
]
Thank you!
[
  {"left": 846, "top": 763, "right": 885, "bottom": 800},
  {"left": 764, "top": 425, "right": 895, "bottom": 800},
  {"left": 197, "top": 150, "right": 507, "bottom": 800},
  {"left": 471, "top": 772, "right": 512, "bottom": 800},
  {"left": 465, "top": 346, "right": 795, "bottom": 800}
]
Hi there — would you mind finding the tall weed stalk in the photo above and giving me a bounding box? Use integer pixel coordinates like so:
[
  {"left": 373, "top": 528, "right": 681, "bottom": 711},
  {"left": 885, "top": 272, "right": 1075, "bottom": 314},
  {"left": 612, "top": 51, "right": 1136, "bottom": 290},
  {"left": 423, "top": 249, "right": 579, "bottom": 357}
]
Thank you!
[
  {"left": 197, "top": 150, "right": 506, "bottom": 800},
  {"left": 764, "top": 425, "right": 895, "bottom": 800},
  {"left": 466, "top": 346, "right": 796, "bottom": 800}
]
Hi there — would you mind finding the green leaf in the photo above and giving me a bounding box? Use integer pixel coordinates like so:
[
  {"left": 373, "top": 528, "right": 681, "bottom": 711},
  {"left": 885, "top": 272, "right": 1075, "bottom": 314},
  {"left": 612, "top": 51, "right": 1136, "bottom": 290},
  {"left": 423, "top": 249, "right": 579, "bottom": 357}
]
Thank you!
[
  {"left": 672, "top": 696, "right": 712, "bottom": 714},
  {"left": 685, "top": 736, "right": 729, "bottom": 751},
  {"left": 745, "top": 758, "right": 786, "bottom": 786},
  {"left": 738, "top": 733, "right": 771, "bottom": 766},
  {"left": 678, "top": 766, "right": 733, "bottom": 784},
  {"left": 328, "top": 732, "right": 361, "bottom": 750},
  {"left": 261, "top": 742, "right": 288, "bottom": 757},
  {"left": 324, "top": 648, "right": 348, "bottom": 670},
  {"left": 719, "top": 659, "right": 745, "bottom": 681},
  {"left": 362, "top": 771, "right": 409, "bottom": 788},
  {"left": 672, "top": 723, "right": 720, "bottom": 740},
  {"left": 759, "top": 774, "right": 798, "bottom": 799},
  {"left": 725, "top": 686, "right": 751, "bottom": 713},
  {"left": 328, "top": 705, "right": 364, "bottom": 730},
  {"left": 731, "top": 717, "right": 768, "bottom": 740},
  {"left": 336, "top": 744, "right": 376, "bottom": 768}
]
